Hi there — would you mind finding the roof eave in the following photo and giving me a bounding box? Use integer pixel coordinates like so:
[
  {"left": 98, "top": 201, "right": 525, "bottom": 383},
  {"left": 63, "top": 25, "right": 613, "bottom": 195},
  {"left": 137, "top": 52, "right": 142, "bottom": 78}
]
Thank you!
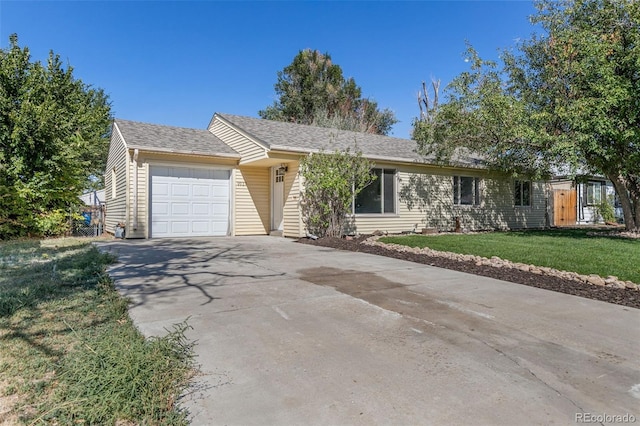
[
  {"left": 268, "top": 145, "right": 485, "bottom": 170},
  {"left": 128, "top": 146, "right": 241, "bottom": 159}
]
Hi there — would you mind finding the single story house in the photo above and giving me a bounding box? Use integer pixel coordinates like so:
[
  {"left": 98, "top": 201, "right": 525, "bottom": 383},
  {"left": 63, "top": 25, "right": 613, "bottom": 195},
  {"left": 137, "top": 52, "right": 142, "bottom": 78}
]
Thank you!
[
  {"left": 105, "top": 113, "right": 548, "bottom": 238},
  {"left": 550, "top": 176, "right": 622, "bottom": 226}
]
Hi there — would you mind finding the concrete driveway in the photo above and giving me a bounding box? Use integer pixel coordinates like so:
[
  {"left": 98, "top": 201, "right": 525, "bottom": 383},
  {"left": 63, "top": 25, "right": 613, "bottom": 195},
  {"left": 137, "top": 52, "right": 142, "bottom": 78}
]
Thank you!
[{"left": 99, "top": 237, "right": 640, "bottom": 425}]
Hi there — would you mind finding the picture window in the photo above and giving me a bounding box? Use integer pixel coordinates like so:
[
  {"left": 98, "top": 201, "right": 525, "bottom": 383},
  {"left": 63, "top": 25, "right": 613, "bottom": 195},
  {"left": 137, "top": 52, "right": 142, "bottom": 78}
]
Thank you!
[
  {"left": 453, "top": 176, "right": 480, "bottom": 206},
  {"left": 354, "top": 168, "right": 397, "bottom": 214}
]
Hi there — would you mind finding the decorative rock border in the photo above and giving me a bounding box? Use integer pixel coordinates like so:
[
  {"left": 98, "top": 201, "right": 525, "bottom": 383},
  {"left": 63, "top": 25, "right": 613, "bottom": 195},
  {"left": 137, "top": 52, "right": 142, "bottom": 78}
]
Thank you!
[
  {"left": 363, "top": 236, "right": 639, "bottom": 291},
  {"left": 587, "top": 231, "right": 640, "bottom": 239}
]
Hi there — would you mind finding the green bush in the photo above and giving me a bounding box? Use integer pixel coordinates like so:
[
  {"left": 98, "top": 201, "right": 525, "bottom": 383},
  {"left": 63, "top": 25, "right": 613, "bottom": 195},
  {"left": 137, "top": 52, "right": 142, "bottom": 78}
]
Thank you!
[
  {"left": 300, "top": 148, "right": 376, "bottom": 237},
  {"left": 595, "top": 200, "right": 616, "bottom": 223},
  {"left": 33, "top": 209, "right": 71, "bottom": 237}
]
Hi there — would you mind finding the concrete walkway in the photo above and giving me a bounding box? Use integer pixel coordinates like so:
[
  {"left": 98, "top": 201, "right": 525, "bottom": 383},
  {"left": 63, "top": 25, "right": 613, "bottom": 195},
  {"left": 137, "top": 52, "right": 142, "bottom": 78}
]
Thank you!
[{"left": 98, "top": 237, "right": 640, "bottom": 425}]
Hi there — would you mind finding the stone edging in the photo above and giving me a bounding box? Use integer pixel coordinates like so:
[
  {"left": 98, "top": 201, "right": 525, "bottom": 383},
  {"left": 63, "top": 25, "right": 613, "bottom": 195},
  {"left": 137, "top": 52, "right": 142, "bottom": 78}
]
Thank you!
[{"left": 363, "top": 236, "right": 639, "bottom": 291}]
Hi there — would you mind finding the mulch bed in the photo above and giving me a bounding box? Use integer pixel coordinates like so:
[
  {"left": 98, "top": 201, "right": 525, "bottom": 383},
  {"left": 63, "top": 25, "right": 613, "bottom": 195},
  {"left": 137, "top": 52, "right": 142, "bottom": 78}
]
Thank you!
[{"left": 297, "top": 235, "right": 640, "bottom": 309}]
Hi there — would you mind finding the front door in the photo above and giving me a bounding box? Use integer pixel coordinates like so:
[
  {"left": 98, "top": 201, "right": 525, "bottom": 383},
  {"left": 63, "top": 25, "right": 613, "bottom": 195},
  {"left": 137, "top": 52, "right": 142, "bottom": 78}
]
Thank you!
[
  {"left": 553, "top": 189, "right": 577, "bottom": 226},
  {"left": 271, "top": 166, "right": 285, "bottom": 232}
]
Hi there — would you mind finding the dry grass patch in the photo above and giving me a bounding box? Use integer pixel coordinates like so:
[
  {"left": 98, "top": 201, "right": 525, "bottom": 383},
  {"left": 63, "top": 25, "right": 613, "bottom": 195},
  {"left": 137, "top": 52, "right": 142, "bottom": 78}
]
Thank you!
[{"left": 0, "top": 237, "right": 195, "bottom": 425}]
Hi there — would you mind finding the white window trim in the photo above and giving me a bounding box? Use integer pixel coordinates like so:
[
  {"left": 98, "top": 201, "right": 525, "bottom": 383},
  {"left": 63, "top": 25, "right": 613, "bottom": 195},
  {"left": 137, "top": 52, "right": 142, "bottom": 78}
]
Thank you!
[
  {"left": 585, "top": 181, "right": 604, "bottom": 205},
  {"left": 453, "top": 176, "right": 481, "bottom": 206},
  {"left": 353, "top": 168, "right": 398, "bottom": 215},
  {"left": 514, "top": 180, "right": 532, "bottom": 207}
]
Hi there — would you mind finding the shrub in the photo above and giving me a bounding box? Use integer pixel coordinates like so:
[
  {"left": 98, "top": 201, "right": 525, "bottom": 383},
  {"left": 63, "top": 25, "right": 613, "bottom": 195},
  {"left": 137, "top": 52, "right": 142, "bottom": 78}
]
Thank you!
[
  {"left": 299, "top": 147, "right": 375, "bottom": 237},
  {"left": 595, "top": 200, "right": 616, "bottom": 223},
  {"left": 32, "top": 209, "right": 71, "bottom": 237}
]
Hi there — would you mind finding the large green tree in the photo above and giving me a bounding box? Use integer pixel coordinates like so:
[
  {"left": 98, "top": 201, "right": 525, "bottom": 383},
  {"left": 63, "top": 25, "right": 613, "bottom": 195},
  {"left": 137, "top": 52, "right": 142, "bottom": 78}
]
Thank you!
[
  {"left": 414, "top": 0, "right": 640, "bottom": 231},
  {"left": 260, "top": 49, "right": 397, "bottom": 135},
  {"left": 0, "top": 34, "right": 112, "bottom": 238}
]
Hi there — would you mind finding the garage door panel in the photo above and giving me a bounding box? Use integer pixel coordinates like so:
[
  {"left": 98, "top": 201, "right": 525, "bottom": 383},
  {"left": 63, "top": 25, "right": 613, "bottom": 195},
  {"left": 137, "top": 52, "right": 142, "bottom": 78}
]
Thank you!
[
  {"left": 153, "top": 182, "right": 169, "bottom": 196},
  {"left": 192, "top": 185, "right": 210, "bottom": 197},
  {"left": 192, "top": 203, "right": 210, "bottom": 215},
  {"left": 191, "top": 221, "right": 210, "bottom": 233},
  {"left": 150, "top": 166, "right": 230, "bottom": 238},
  {"left": 171, "top": 203, "right": 190, "bottom": 215},
  {"left": 212, "top": 203, "right": 228, "bottom": 215},
  {"left": 153, "top": 221, "right": 169, "bottom": 234},
  {"left": 170, "top": 221, "right": 190, "bottom": 234},
  {"left": 152, "top": 202, "right": 169, "bottom": 215},
  {"left": 212, "top": 187, "right": 229, "bottom": 198},
  {"left": 171, "top": 183, "right": 190, "bottom": 197},
  {"left": 212, "top": 222, "right": 229, "bottom": 233}
]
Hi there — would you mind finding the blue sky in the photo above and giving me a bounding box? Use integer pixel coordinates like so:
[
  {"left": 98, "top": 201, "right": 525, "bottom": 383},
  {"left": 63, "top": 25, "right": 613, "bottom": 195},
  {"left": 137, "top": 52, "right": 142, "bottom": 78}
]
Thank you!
[{"left": 1, "top": 1, "right": 537, "bottom": 138}]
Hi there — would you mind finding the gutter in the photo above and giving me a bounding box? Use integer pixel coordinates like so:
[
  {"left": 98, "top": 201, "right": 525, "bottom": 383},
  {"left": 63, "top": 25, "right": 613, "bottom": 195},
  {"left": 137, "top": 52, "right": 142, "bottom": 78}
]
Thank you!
[
  {"left": 268, "top": 147, "right": 487, "bottom": 171},
  {"left": 127, "top": 145, "right": 241, "bottom": 159}
]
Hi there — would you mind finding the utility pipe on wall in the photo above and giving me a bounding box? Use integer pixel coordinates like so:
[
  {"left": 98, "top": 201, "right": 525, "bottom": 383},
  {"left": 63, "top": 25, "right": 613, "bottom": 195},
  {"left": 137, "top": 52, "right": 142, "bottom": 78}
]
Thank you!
[{"left": 133, "top": 149, "right": 139, "bottom": 230}]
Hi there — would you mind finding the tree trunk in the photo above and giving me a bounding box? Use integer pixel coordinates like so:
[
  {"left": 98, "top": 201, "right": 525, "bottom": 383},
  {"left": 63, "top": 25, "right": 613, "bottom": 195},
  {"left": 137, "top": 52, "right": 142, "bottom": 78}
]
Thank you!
[
  {"left": 629, "top": 177, "right": 640, "bottom": 233},
  {"left": 607, "top": 173, "right": 638, "bottom": 232},
  {"left": 634, "top": 197, "right": 640, "bottom": 233}
]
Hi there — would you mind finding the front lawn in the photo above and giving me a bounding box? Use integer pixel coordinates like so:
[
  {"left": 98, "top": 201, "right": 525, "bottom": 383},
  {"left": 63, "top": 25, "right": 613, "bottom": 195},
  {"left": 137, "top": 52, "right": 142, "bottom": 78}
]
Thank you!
[
  {"left": 380, "top": 229, "right": 640, "bottom": 283},
  {"left": 0, "top": 238, "right": 194, "bottom": 425}
]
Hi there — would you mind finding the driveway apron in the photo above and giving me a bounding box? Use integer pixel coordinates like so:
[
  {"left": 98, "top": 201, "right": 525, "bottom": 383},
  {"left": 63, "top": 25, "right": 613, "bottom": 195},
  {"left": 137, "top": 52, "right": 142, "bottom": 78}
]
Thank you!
[{"left": 98, "top": 236, "right": 640, "bottom": 425}]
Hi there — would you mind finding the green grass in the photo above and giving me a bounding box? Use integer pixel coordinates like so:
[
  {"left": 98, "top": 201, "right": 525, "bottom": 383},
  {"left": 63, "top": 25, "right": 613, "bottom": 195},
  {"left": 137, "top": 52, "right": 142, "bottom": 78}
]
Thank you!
[
  {"left": 0, "top": 237, "right": 195, "bottom": 425},
  {"left": 380, "top": 229, "right": 640, "bottom": 283}
]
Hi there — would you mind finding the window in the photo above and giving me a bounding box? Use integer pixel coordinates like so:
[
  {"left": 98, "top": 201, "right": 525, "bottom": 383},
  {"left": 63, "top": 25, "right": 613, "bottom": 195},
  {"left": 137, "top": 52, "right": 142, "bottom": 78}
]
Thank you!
[
  {"left": 354, "top": 169, "right": 396, "bottom": 214},
  {"left": 111, "top": 167, "right": 117, "bottom": 199},
  {"left": 585, "top": 181, "right": 603, "bottom": 205},
  {"left": 514, "top": 180, "right": 531, "bottom": 206},
  {"left": 453, "top": 176, "right": 480, "bottom": 206}
]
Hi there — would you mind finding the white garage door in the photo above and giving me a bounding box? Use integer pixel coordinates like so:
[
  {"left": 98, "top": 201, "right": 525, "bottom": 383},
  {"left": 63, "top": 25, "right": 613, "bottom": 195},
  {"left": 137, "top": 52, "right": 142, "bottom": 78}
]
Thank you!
[{"left": 150, "top": 166, "right": 230, "bottom": 238}]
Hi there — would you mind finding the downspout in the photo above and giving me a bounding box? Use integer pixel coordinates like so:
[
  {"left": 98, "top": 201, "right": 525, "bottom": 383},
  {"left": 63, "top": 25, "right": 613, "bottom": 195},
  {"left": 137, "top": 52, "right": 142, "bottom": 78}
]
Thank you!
[{"left": 133, "top": 149, "right": 139, "bottom": 230}]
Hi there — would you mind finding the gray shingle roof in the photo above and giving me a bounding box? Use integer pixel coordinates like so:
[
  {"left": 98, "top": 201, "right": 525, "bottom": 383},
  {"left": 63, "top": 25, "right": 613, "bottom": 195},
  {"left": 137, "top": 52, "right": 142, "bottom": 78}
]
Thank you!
[
  {"left": 114, "top": 119, "right": 240, "bottom": 158},
  {"left": 216, "top": 113, "right": 483, "bottom": 167}
]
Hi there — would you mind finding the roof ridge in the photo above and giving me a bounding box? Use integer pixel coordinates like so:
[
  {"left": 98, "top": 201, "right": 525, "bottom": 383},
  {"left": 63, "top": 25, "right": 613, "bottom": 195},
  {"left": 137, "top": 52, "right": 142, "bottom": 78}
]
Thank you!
[{"left": 216, "top": 113, "right": 413, "bottom": 142}]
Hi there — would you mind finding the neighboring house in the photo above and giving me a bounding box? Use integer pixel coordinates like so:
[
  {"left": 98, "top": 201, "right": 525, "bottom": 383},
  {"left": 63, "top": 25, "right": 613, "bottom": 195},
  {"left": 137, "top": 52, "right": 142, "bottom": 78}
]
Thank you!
[
  {"left": 105, "top": 113, "right": 548, "bottom": 239},
  {"left": 550, "top": 176, "right": 622, "bottom": 226},
  {"left": 79, "top": 189, "right": 105, "bottom": 206}
]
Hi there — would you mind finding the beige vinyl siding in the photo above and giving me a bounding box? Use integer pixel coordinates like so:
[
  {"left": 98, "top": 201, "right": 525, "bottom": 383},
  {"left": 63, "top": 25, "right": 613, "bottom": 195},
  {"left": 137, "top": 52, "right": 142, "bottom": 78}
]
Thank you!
[
  {"left": 282, "top": 162, "right": 303, "bottom": 237},
  {"left": 351, "top": 169, "right": 440, "bottom": 234},
  {"left": 105, "top": 125, "right": 129, "bottom": 234},
  {"left": 481, "top": 179, "right": 547, "bottom": 229},
  {"left": 350, "top": 165, "right": 548, "bottom": 235},
  {"left": 125, "top": 156, "right": 147, "bottom": 238},
  {"left": 210, "top": 119, "right": 268, "bottom": 164},
  {"left": 234, "top": 166, "right": 270, "bottom": 235}
]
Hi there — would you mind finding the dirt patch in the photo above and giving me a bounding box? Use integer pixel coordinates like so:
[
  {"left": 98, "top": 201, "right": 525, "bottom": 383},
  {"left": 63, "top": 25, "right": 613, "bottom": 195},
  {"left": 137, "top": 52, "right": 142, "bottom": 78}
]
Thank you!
[
  {"left": 0, "top": 380, "right": 20, "bottom": 426},
  {"left": 297, "top": 236, "right": 640, "bottom": 309}
]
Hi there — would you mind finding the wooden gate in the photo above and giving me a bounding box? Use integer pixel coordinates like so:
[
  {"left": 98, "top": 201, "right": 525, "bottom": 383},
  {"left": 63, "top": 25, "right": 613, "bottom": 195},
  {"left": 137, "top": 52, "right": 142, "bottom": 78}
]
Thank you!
[{"left": 553, "top": 189, "right": 577, "bottom": 226}]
